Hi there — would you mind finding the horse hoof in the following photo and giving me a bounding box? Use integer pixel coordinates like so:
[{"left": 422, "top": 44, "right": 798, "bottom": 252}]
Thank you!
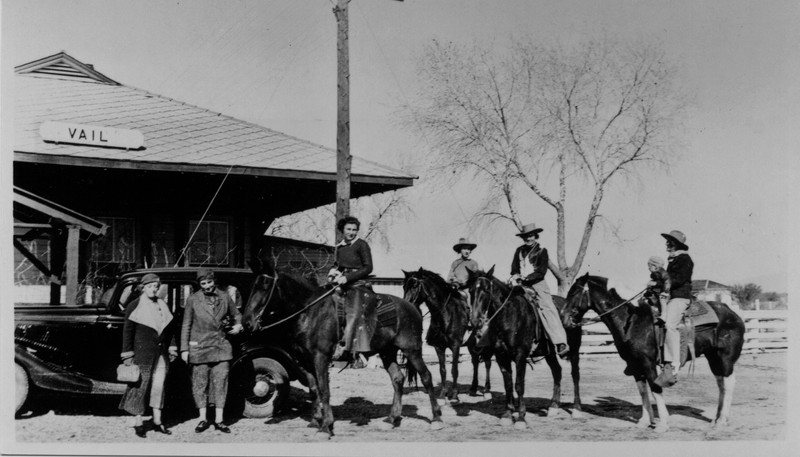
[
  {"left": 513, "top": 419, "right": 528, "bottom": 430},
  {"left": 546, "top": 407, "right": 560, "bottom": 418},
  {"left": 499, "top": 417, "right": 513, "bottom": 427},
  {"left": 712, "top": 418, "right": 728, "bottom": 429},
  {"left": 314, "top": 431, "right": 332, "bottom": 440},
  {"left": 653, "top": 423, "right": 669, "bottom": 433},
  {"left": 483, "top": 392, "right": 492, "bottom": 400},
  {"left": 570, "top": 410, "right": 584, "bottom": 419},
  {"left": 636, "top": 418, "right": 652, "bottom": 429},
  {"left": 430, "top": 421, "right": 445, "bottom": 431},
  {"left": 377, "top": 419, "right": 395, "bottom": 431}
]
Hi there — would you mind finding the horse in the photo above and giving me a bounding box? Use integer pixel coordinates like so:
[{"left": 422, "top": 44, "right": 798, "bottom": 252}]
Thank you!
[
  {"left": 242, "top": 265, "right": 444, "bottom": 437},
  {"left": 402, "top": 268, "right": 493, "bottom": 402},
  {"left": 562, "top": 273, "right": 745, "bottom": 432},
  {"left": 466, "top": 267, "right": 568, "bottom": 429}
]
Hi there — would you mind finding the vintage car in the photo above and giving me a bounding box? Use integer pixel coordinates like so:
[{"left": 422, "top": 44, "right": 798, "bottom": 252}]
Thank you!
[{"left": 14, "top": 267, "right": 304, "bottom": 419}]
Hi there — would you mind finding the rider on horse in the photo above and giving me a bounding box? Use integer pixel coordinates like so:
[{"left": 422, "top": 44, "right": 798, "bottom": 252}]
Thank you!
[
  {"left": 328, "top": 216, "right": 379, "bottom": 359},
  {"left": 655, "top": 230, "right": 694, "bottom": 388},
  {"left": 447, "top": 237, "right": 479, "bottom": 308},
  {"left": 642, "top": 255, "right": 670, "bottom": 323},
  {"left": 508, "top": 223, "right": 570, "bottom": 358}
]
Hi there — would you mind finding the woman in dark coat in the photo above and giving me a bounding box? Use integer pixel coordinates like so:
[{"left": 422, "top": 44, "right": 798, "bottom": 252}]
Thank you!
[
  {"left": 180, "top": 268, "right": 242, "bottom": 433},
  {"left": 119, "top": 273, "right": 178, "bottom": 437}
]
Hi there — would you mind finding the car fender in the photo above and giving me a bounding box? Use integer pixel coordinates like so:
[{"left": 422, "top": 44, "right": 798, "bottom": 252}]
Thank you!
[
  {"left": 15, "top": 344, "right": 94, "bottom": 394},
  {"left": 231, "top": 340, "right": 304, "bottom": 384}
]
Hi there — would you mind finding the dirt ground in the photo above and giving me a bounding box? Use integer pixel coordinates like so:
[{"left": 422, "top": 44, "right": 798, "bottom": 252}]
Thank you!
[{"left": 10, "top": 350, "right": 788, "bottom": 454}]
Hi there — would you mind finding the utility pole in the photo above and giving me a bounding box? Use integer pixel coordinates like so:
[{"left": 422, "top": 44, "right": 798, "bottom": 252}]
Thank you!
[
  {"left": 332, "top": 0, "right": 402, "bottom": 242},
  {"left": 333, "top": 0, "right": 351, "bottom": 242}
]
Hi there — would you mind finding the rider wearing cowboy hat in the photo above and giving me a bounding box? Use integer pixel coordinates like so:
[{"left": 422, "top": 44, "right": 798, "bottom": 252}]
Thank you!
[
  {"left": 509, "top": 223, "right": 569, "bottom": 358},
  {"left": 655, "top": 230, "right": 694, "bottom": 388},
  {"left": 447, "top": 237, "right": 479, "bottom": 288}
]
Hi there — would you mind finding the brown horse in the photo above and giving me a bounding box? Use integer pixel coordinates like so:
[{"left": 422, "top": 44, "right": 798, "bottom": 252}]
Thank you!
[
  {"left": 242, "top": 265, "right": 443, "bottom": 437},
  {"left": 466, "top": 267, "right": 570, "bottom": 429},
  {"left": 562, "top": 273, "right": 745, "bottom": 432},
  {"left": 402, "top": 268, "right": 493, "bottom": 402}
]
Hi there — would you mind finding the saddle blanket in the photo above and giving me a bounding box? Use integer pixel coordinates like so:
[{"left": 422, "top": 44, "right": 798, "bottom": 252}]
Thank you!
[{"left": 686, "top": 300, "right": 718, "bottom": 327}]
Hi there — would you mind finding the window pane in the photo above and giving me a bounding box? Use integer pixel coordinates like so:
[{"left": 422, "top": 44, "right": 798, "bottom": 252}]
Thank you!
[{"left": 187, "top": 220, "right": 229, "bottom": 266}]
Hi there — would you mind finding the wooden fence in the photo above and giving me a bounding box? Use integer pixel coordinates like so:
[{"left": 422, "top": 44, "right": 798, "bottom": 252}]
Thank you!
[{"left": 372, "top": 282, "right": 787, "bottom": 357}]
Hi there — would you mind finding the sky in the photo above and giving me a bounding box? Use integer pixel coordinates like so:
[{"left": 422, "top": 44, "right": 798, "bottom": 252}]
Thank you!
[{"left": 2, "top": 0, "right": 799, "bottom": 294}]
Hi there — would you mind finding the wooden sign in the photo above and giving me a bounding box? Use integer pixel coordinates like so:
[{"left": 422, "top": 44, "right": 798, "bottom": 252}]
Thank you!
[{"left": 40, "top": 121, "right": 144, "bottom": 150}]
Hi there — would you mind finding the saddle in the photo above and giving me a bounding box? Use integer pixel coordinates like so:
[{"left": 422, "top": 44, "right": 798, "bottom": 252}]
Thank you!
[{"left": 655, "top": 300, "right": 719, "bottom": 369}]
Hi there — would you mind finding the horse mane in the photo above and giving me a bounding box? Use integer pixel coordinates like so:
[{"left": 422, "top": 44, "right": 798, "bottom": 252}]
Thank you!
[{"left": 414, "top": 268, "right": 451, "bottom": 289}]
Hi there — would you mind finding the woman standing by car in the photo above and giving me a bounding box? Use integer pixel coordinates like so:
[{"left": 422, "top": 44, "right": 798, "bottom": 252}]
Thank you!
[
  {"left": 181, "top": 268, "right": 243, "bottom": 433},
  {"left": 119, "top": 273, "right": 179, "bottom": 438}
]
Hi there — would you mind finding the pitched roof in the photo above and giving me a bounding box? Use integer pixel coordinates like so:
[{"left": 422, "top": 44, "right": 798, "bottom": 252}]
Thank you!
[
  {"left": 13, "top": 52, "right": 414, "bottom": 186},
  {"left": 692, "top": 279, "right": 730, "bottom": 291}
]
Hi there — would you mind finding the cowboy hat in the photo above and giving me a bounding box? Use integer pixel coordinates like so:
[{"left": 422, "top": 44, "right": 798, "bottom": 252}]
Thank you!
[
  {"left": 452, "top": 237, "right": 477, "bottom": 252},
  {"left": 661, "top": 230, "right": 688, "bottom": 250},
  {"left": 516, "top": 223, "right": 543, "bottom": 238}
]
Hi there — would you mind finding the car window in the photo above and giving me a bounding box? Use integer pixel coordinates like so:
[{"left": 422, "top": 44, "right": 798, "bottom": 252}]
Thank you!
[{"left": 116, "top": 284, "right": 140, "bottom": 313}]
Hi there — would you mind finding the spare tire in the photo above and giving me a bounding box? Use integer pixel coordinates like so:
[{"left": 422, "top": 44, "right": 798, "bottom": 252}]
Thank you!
[{"left": 238, "top": 357, "right": 289, "bottom": 419}]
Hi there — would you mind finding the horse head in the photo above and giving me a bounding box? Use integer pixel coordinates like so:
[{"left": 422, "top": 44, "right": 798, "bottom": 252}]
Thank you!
[
  {"left": 402, "top": 268, "right": 430, "bottom": 305},
  {"left": 563, "top": 273, "right": 611, "bottom": 328},
  {"left": 466, "top": 266, "right": 498, "bottom": 329},
  {"left": 243, "top": 273, "right": 278, "bottom": 333}
]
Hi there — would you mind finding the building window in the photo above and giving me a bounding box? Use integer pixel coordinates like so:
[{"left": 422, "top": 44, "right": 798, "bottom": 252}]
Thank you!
[
  {"left": 187, "top": 220, "right": 230, "bottom": 266},
  {"left": 92, "top": 217, "right": 136, "bottom": 263}
]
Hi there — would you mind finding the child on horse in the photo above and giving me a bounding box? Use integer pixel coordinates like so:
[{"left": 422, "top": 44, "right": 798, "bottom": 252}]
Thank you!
[
  {"left": 508, "top": 223, "right": 570, "bottom": 358},
  {"left": 447, "top": 237, "right": 479, "bottom": 307},
  {"left": 328, "top": 216, "right": 379, "bottom": 360},
  {"left": 641, "top": 256, "right": 670, "bottom": 323},
  {"left": 655, "top": 230, "right": 694, "bottom": 388}
]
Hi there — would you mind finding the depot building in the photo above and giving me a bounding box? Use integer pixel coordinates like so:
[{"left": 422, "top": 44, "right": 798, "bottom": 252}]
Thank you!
[{"left": 12, "top": 52, "right": 414, "bottom": 304}]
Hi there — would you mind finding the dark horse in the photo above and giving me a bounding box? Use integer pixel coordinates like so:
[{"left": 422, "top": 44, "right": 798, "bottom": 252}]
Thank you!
[
  {"left": 242, "top": 266, "right": 443, "bottom": 437},
  {"left": 402, "top": 268, "right": 493, "bottom": 402},
  {"left": 466, "top": 267, "right": 570, "bottom": 429},
  {"left": 562, "top": 273, "right": 745, "bottom": 432}
]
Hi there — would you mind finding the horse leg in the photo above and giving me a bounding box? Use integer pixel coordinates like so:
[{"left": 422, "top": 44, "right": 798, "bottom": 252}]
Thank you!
[
  {"left": 299, "top": 367, "right": 322, "bottom": 428},
  {"left": 635, "top": 378, "right": 656, "bottom": 428},
  {"left": 513, "top": 353, "right": 529, "bottom": 430},
  {"left": 469, "top": 346, "right": 480, "bottom": 396},
  {"left": 649, "top": 381, "right": 670, "bottom": 433},
  {"left": 543, "top": 352, "right": 562, "bottom": 417},
  {"left": 434, "top": 347, "right": 447, "bottom": 401},
  {"left": 483, "top": 356, "right": 493, "bottom": 399},
  {"left": 569, "top": 351, "right": 583, "bottom": 417},
  {"left": 713, "top": 374, "right": 736, "bottom": 428},
  {"left": 495, "top": 353, "right": 515, "bottom": 427},
  {"left": 312, "top": 352, "right": 335, "bottom": 437},
  {"left": 380, "top": 351, "right": 405, "bottom": 429},
  {"left": 404, "top": 348, "right": 445, "bottom": 430},
  {"left": 449, "top": 344, "right": 461, "bottom": 403}
]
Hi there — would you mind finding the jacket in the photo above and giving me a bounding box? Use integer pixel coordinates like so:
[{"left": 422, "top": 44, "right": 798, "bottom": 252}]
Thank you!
[
  {"left": 510, "top": 244, "right": 549, "bottom": 286},
  {"left": 666, "top": 252, "right": 694, "bottom": 299},
  {"left": 181, "top": 288, "right": 242, "bottom": 364},
  {"left": 336, "top": 238, "right": 373, "bottom": 283}
]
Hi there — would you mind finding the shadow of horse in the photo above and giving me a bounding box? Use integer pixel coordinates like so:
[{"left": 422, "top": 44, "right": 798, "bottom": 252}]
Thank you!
[{"left": 584, "top": 396, "right": 710, "bottom": 424}]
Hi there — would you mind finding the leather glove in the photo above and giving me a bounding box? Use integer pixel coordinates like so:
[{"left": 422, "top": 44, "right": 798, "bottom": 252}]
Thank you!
[{"left": 335, "top": 275, "right": 348, "bottom": 285}]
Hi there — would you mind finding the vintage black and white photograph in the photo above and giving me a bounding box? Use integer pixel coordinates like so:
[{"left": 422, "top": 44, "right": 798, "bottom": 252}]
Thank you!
[{"left": 2, "top": 1, "right": 796, "bottom": 456}]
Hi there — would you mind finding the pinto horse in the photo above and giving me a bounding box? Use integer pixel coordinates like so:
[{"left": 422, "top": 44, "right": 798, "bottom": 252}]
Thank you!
[
  {"left": 466, "top": 267, "right": 568, "bottom": 428},
  {"left": 242, "top": 266, "right": 443, "bottom": 437},
  {"left": 402, "top": 268, "right": 493, "bottom": 402},
  {"left": 562, "top": 273, "right": 745, "bottom": 432}
]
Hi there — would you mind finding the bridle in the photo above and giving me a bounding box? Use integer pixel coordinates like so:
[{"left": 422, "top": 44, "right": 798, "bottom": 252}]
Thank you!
[
  {"left": 249, "top": 273, "right": 336, "bottom": 331},
  {"left": 404, "top": 276, "right": 449, "bottom": 318},
  {"left": 472, "top": 276, "right": 515, "bottom": 327},
  {"left": 571, "top": 281, "right": 646, "bottom": 326}
]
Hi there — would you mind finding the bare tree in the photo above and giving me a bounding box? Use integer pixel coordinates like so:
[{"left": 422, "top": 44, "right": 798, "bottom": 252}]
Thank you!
[
  {"left": 407, "top": 37, "right": 688, "bottom": 294},
  {"left": 268, "top": 190, "right": 413, "bottom": 252}
]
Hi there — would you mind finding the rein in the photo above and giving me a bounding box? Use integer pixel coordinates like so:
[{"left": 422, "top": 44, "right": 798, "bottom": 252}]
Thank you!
[
  {"left": 476, "top": 278, "right": 515, "bottom": 325},
  {"left": 253, "top": 275, "right": 337, "bottom": 331},
  {"left": 578, "top": 286, "right": 647, "bottom": 326}
]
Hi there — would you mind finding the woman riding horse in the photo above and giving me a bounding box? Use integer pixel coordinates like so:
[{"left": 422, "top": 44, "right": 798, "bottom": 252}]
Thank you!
[
  {"left": 562, "top": 273, "right": 745, "bottom": 432},
  {"left": 468, "top": 267, "right": 566, "bottom": 428},
  {"left": 243, "top": 263, "right": 444, "bottom": 437}
]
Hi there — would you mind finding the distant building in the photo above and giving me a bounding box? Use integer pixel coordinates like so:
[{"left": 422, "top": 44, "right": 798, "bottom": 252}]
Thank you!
[{"left": 692, "top": 279, "right": 733, "bottom": 306}]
